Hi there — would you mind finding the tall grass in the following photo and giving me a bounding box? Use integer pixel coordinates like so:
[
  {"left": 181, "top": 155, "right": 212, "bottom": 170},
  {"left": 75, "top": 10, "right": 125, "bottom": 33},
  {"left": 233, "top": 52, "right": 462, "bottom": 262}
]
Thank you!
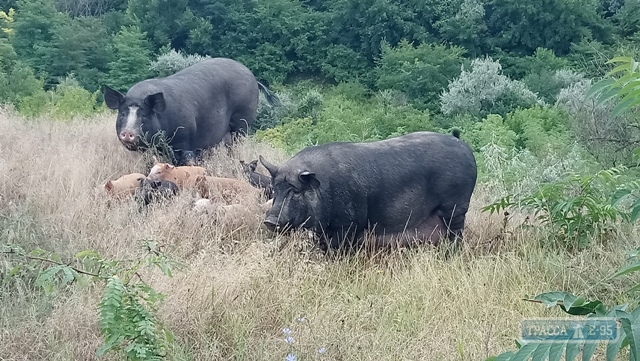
[{"left": 0, "top": 108, "right": 635, "bottom": 360}]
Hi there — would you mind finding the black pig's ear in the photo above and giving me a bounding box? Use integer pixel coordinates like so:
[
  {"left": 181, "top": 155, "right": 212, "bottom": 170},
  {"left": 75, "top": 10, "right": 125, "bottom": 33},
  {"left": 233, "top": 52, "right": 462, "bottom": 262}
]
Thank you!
[
  {"left": 145, "top": 92, "right": 166, "bottom": 113},
  {"left": 259, "top": 155, "right": 278, "bottom": 178},
  {"left": 298, "top": 171, "right": 320, "bottom": 189},
  {"left": 103, "top": 85, "right": 124, "bottom": 110}
]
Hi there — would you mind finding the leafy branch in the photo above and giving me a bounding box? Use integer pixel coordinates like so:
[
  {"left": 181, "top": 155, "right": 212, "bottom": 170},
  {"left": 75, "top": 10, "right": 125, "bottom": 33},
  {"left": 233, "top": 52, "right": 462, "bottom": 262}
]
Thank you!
[{"left": 1, "top": 240, "right": 186, "bottom": 361}]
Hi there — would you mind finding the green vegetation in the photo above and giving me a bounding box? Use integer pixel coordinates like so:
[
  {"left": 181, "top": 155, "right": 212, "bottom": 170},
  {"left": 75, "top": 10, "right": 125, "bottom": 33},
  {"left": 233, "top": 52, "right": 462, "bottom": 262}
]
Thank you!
[{"left": 1, "top": 0, "right": 640, "bottom": 360}]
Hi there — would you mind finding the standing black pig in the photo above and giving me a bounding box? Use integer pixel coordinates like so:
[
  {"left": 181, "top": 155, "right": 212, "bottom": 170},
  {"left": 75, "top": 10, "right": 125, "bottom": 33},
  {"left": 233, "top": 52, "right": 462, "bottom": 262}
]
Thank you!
[
  {"left": 259, "top": 130, "right": 477, "bottom": 251},
  {"left": 103, "top": 57, "right": 278, "bottom": 165}
]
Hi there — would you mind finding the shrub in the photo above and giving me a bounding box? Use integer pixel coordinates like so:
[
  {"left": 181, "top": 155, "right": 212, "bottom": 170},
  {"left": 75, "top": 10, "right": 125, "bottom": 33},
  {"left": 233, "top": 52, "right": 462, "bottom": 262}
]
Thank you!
[
  {"left": 49, "top": 76, "right": 100, "bottom": 120},
  {"left": 464, "top": 114, "right": 518, "bottom": 152},
  {"left": 484, "top": 166, "right": 640, "bottom": 251},
  {"left": 149, "top": 47, "right": 211, "bottom": 77},
  {"left": 440, "top": 57, "right": 540, "bottom": 118},
  {"left": 556, "top": 78, "right": 640, "bottom": 166},
  {"left": 255, "top": 117, "right": 316, "bottom": 154},
  {"left": 505, "top": 106, "right": 572, "bottom": 157},
  {"left": 1, "top": 240, "right": 184, "bottom": 361},
  {"left": 375, "top": 40, "right": 465, "bottom": 111}
]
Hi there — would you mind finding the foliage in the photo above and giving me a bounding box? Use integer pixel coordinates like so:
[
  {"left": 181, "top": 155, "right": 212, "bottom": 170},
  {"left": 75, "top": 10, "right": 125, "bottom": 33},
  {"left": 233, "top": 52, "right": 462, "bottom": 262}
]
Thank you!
[
  {"left": 256, "top": 90, "right": 432, "bottom": 153},
  {"left": 45, "top": 15, "right": 113, "bottom": 92},
  {"left": 464, "top": 114, "right": 518, "bottom": 152},
  {"left": 255, "top": 117, "right": 316, "bottom": 153},
  {"left": 557, "top": 76, "right": 640, "bottom": 167},
  {"left": 0, "top": 60, "right": 45, "bottom": 107},
  {"left": 484, "top": 246, "right": 640, "bottom": 361},
  {"left": 105, "top": 25, "right": 153, "bottom": 92},
  {"left": 500, "top": 48, "right": 582, "bottom": 104},
  {"left": 49, "top": 76, "right": 100, "bottom": 120},
  {"left": 483, "top": 166, "right": 640, "bottom": 251},
  {"left": 440, "top": 57, "right": 540, "bottom": 118},
  {"left": 504, "top": 106, "right": 572, "bottom": 157},
  {"left": 482, "top": 0, "right": 611, "bottom": 56},
  {"left": 10, "top": 0, "right": 66, "bottom": 86},
  {"left": 375, "top": 39, "right": 466, "bottom": 111},
  {"left": 149, "top": 47, "right": 211, "bottom": 77},
  {"left": 0, "top": 8, "right": 14, "bottom": 37},
  {"left": 588, "top": 56, "right": 640, "bottom": 117},
  {"left": 0, "top": 240, "right": 184, "bottom": 361},
  {"left": 434, "top": 0, "right": 487, "bottom": 57}
]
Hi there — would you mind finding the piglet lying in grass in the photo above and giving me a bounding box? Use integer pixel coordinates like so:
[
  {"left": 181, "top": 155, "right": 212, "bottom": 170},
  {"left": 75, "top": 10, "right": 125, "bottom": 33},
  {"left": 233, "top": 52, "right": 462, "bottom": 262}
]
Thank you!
[
  {"left": 135, "top": 178, "right": 179, "bottom": 206},
  {"left": 194, "top": 175, "right": 261, "bottom": 203},
  {"left": 104, "top": 173, "right": 146, "bottom": 199},
  {"left": 147, "top": 162, "right": 207, "bottom": 189}
]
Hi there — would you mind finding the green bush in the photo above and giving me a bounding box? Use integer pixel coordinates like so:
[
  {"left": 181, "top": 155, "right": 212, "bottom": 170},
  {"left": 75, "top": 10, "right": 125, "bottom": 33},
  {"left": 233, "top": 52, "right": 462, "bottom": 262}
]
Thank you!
[
  {"left": 375, "top": 40, "right": 466, "bottom": 111},
  {"left": 505, "top": 106, "right": 572, "bottom": 157},
  {"left": 484, "top": 166, "right": 640, "bottom": 251},
  {"left": 50, "top": 76, "right": 100, "bottom": 120},
  {"left": 0, "top": 60, "right": 45, "bottom": 106},
  {"left": 255, "top": 90, "right": 434, "bottom": 154},
  {"left": 1, "top": 240, "right": 184, "bottom": 361},
  {"left": 255, "top": 117, "right": 316, "bottom": 154},
  {"left": 465, "top": 114, "right": 518, "bottom": 152},
  {"left": 18, "top": 89, "right": 52, "bottom": 118},
  {"left": 440, "top": 57, "right": 540, "bottom": 118}
]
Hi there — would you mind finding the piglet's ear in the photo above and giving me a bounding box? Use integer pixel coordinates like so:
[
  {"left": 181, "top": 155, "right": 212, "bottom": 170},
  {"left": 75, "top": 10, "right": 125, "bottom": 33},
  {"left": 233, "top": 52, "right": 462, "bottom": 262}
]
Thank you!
[
  {"left": 104, "top": 180, "right": 113, "bottom": 191},
  {"left": 299, "top": 171, "right": 320, "bottom": 189}
]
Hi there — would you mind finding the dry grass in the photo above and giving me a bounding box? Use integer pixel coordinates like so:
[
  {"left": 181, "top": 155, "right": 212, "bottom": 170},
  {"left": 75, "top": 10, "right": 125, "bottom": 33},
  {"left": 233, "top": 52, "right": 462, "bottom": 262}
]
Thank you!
[{"left": 0, "top": 107, "right": 635, "bottom": 361}]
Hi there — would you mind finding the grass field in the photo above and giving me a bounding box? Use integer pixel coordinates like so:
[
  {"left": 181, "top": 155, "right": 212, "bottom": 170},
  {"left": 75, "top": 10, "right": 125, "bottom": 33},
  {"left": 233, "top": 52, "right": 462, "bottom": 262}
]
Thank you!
[{"left": 0, "top": 108, "right": 636, "bottom": 361}]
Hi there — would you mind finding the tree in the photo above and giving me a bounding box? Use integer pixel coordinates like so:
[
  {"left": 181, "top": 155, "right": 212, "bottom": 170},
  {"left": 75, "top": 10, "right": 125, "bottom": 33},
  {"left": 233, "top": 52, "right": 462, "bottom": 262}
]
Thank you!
[
  {"left": 325, "top": 0, "right": 428, "bottom": 64},
  {"left": 127, "top": 0, "right": 192, "bottom": 50},
  {"left": 105, "top": 25, "right": 153, "bottom": 92},
  {"left": 440, "top": 57, "right": 539, "bottom": 118},
  {"left": 483, "top": 0, "right": 611, "bottom": 56},
  {"left": 375, "top": 40, "right": 466, "bottom": 111},
  {"left": 11, "top": 0, "right": 65, "bottom": 87},
  {"left": 45, "top": 16, "right": 112, "bottom": 92},
  {"left": 434, "top": 0, "right": 489, "bottom": 57}
]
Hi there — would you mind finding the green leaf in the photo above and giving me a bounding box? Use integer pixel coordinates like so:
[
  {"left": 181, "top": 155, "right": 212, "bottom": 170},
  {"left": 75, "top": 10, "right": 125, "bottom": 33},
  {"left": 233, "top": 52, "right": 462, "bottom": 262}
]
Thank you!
[
  {"left": 61, "top": 266, "right": 76, "bottom": 285},
  {"left": 510, "top": 342, "right": 536, "bottom": 361},
  {"left": 594, "top": 86, "right": 624, "bottom": 107},
  {"left": 530, "top": 343, "right": 550, "bottom": 361},
  {"left": 75, "top": 249, "right": 100, "bottom": 259},
  {"left": 581, "top": 341, "right": 597, "bottom": 361},
  {"left": 612, "top": 96, "right": 640, "bottom": 118},
  {"left": 492, "top": 352, "right": 516, "bottom": 361},
  {"left": 549, "top": 338, "right": 568, "bottom": 361},
  {"left": 609, "top": 263, "right": 640, "bottom": 279},
  {"left": 611, "top": 189, "right": 632, "bottom": 206},
  {"left": 631, "top": 205, "right": 640, "bottom": 223},
  {"left": 565, "top": 340, "right": 581, "bottom": 361},
  {"left": 605, "top": 331, "right": 625, "bottom": 361},
  {"left": 621, "top": 317, "right": 640, "bottom": 361},
  {"left": 586, "top": 78, "right": 615, "bottom": 99}
]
